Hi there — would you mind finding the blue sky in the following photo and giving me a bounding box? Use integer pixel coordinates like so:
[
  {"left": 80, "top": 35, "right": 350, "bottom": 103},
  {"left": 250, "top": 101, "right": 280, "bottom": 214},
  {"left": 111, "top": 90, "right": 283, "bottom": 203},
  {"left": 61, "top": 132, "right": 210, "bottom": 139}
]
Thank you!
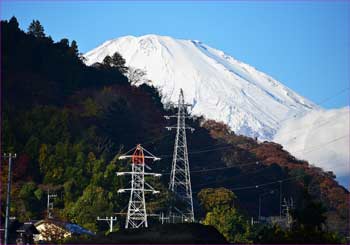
[{"left": 1, "top": 1, "right": 349, "bottom": 108}]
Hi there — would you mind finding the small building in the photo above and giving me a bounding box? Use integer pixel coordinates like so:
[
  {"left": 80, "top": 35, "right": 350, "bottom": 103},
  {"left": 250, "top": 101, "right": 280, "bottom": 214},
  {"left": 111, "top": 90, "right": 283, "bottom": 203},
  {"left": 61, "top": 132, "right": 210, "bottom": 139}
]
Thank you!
[
  {"left": 15, "top": 222, "right": 40, "bottom": 245},
  {"left": 34, "top": 219, "right": 94, "bottom": 243},
  {"left": 0, "top": 218, "right": 39, "bottom": 245}
]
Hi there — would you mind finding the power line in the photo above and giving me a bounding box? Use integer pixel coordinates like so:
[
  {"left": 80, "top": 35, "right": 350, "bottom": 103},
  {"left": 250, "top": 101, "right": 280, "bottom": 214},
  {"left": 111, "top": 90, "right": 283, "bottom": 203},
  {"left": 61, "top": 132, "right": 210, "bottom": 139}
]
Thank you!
[
  {"left": 179, "top": 111, "right": 347, "bottom": 159},
  {"left": 160, "top": 145, "right": 233, "bottom": 159},
  {"left": 229, "top": 174, "right": 305, "bottom": 191},
  {"left": 175, "top": 160, "right": 260, "bottom": 175},
  {"left": 157, "top": 133, "right": 348, "bottom": 176},
  {"left": 191, "top": 166, "right": 268, "bottom": 189},
  {"left": 142, "top": 132, "right": 174, "bottom": 148},
  {"left": 190, "top": 154, "right": 340, "bottom": 194},
  {"left": 291, "top": 134, "right": 349, "bottom": 155},
  {"left": 160, "top": 132, "right": 349, "bottom": 163},
  {"left": 275, "top": 109, "right": 349, "bottom": 141},
  {"left": 191, "top": 174, "right": 305, "bottom": 194},
  {"left": 315, "top": 87, "right": 349, "bottom": 106},
  {"left": 131, "top": 87, "right": 350, "bottom": 162},
  {"left": 278, "top": 87, "right": 350, "bottom": 125},
  {"left": 157, "top": 111, "right": 348, "bottom": 160}
]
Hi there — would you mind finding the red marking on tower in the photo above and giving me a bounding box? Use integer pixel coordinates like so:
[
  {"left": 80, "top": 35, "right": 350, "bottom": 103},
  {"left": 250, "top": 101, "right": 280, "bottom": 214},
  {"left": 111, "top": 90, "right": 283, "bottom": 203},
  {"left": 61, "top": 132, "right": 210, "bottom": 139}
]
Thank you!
[{"left": 132, "top": 144, "right": 145, "bottom": 164}]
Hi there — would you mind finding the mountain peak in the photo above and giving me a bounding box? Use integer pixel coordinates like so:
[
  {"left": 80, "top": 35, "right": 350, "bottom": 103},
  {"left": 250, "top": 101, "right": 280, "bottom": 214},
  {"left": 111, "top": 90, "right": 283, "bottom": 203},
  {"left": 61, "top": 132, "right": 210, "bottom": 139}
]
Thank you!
[{"left": 84, "top": 35, "right": 317, "bottom": 140}]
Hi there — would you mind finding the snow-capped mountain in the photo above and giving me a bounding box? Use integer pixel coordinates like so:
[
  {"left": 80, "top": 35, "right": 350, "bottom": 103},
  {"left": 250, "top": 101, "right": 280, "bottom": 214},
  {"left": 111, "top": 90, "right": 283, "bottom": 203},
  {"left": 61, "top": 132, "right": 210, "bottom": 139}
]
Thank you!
[
  {"left": 274, "top": 107, "right": 350, "bottom": 180},
  {"left": 84, "top": 34, "right": 317, "bottom": 140}
]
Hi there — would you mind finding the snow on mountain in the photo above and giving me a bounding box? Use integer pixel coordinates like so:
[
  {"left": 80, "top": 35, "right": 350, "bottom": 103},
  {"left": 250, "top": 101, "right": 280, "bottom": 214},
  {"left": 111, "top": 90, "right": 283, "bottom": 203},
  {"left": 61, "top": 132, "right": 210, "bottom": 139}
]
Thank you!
[
  {"left": 84, "top": 34, "right": 317, "bottom": 140},
  {"left": 274, "top": 107, "right": 350, "bottom": 179}
]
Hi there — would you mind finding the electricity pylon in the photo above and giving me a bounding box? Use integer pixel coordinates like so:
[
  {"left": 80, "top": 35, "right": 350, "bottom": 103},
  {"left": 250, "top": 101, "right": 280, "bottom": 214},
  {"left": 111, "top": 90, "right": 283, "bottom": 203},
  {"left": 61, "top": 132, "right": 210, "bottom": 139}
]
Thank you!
[
  {"left": 117, "top": 144, "right": 161, "bottom": 229},
  {"left": 165, "top": 89, "right": 195, "bottom": 222}
]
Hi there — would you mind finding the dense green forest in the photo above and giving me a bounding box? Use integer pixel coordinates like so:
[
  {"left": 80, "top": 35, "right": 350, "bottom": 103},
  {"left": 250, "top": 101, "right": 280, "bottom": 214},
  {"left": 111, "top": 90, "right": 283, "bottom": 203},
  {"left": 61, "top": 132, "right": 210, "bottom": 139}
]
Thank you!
[{"left": 1, "top": 17, "right": 349, "bottom": 243}]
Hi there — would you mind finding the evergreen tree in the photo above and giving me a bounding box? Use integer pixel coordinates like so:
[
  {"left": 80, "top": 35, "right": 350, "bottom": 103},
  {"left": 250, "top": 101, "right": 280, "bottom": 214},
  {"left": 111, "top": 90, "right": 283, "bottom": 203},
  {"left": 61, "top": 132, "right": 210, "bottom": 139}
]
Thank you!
[
  {"left": 59, "top": 38, "right": 69, "bottom": 48},
  {"left": 103, "top": 55, "right": 113, "bottom": 66},
  {"left": 102, "top": 52, "right": 128, "bottom": 73},
  {"left": 111, "top": 52, "right": 128, "bottom": 74},
  {"left": 9, "top": 16, "right": 19, "bottom": 29},
  {"left": 28, "top": 20, "right": 45, "bottom": 38},
  {"left": 70, "top": 40, "right": 79, "bottom": 56}
]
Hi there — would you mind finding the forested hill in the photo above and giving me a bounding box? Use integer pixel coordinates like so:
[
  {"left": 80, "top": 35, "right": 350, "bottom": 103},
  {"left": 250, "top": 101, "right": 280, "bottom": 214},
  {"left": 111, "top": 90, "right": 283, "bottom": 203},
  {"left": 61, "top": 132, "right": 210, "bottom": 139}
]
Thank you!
[{"left": 1, "top": 17, "right": 348, "bottom": 242}]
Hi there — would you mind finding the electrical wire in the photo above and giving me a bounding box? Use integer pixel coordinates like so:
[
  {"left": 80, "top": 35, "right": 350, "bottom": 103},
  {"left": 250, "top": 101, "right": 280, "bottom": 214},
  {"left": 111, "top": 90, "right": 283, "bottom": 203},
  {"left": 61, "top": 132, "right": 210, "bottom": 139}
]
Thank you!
[
  {"left": 161, "top": 159, "right": 261, "bottom": 175},
  {"left": 155, "top": 134, "right": 349, "bottom": 177},
  {"left": 190, "top": 155, "right": 340, "bottom": 193},
  {"left": 141, "top": 87, "right": 350, "bottom": 160},
  {"left": 191, "top": 166, "right": 268, "bottom": 189},
  {"left": 191, "top": 174, "right": 306, "bottom": 194},
  {"left": 291, "top": 134, "right": 349, "bottom": 155},
  {"left": 274, "top": 110, "right": 349, "bottom": 141},
  {"left": 277, "top": 87, "right": 349, "bottom": 125}
]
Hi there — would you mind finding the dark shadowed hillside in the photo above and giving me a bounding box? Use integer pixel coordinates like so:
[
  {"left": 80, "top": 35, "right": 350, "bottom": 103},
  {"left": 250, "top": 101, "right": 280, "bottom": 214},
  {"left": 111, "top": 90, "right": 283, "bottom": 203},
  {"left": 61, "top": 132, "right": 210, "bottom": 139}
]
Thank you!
[{"left": 66, "top": 223, "right": 228, "bottom": 244}]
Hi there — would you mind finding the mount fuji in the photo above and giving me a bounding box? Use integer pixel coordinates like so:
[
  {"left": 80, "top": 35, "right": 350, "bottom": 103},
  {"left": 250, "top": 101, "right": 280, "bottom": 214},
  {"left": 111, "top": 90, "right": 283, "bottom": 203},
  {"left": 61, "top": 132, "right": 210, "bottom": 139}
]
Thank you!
[
  {"left": 84, "top": 35, "right": 349, "bottom": 183},
  {"left": 84, "top": 34, "right": 317, "bottom": 140}
]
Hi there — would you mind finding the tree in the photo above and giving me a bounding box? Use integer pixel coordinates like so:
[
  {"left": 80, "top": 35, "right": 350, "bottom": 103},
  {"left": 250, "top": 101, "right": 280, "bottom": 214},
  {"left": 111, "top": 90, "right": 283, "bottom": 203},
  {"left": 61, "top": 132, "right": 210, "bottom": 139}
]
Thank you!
[
  {"left": 24, "top": 135, "right": 39, "bottom": 160},
  {"left": 68, "top": 185, "right": 113, "bottom": 231},
  {"left": 70, "top": 40, "right": 79, "bottom": 56},
  {"left": 204, "top": 207, "right": 252, "bottom": 243},
  {"left": 111, "top": 52, "right": 128, "bottom": 74},
  {"left": 19, "top": 182, "right": 43, "bottom": 219},
  {"left": 39, "top": 144, "right": 49, "bottom": 173},
  {"left": 292, "top": 192, "right": 327, "bottom": 231},
  {"left": 254, "top": 224, "right": 288, "bottom": 243},
  {"left": 198, "top": 188, "right": 252, "bottom": 243},
  {"left": 82, "top": 97, "right": 100, "bottom": 117},
  {"left": 28, "top": 20, "right": 45, "bottom": 38},
  {"left": 198, "top": 187, "right": 236, "bottom": 211},
  {"left": 128, "top": 67, "right": 147, "bottom": 86},
  {"left": 59, "top": 38, "right": 70, "bottom": 49},
  {"left": 9, "top": 16, "right": 19, "bottom": 29},
  {"left": 103, "top": 55, "right": 112, "bottom": 66},
  {"left": 13, "top": 154, "right": 30, "bottom": 180}
]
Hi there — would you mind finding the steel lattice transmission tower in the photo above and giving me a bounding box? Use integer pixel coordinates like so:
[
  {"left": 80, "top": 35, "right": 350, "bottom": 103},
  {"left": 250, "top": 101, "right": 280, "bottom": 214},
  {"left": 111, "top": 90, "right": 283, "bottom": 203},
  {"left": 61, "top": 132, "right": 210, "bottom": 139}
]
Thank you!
[
  {"left": 117, "top": 144, "right": 161, "bottom": 229},
  {"left": 165, "top": 89, "right": 195, "bottom": 222}
]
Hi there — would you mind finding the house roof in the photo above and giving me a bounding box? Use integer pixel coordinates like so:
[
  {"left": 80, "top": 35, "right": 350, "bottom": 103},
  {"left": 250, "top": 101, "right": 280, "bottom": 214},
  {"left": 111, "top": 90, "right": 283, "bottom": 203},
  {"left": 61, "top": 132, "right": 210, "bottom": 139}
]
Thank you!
[
  {"left": 35, "top": 219, "right": 94, "bottom": 236},
  {"left": 65, "top": 223, "right": 95, "bottom": 236}
]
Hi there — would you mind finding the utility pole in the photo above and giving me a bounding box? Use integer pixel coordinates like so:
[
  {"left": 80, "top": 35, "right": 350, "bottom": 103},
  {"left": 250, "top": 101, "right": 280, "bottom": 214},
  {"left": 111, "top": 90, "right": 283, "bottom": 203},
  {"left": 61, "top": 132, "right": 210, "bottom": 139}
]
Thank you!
[
  {"left": 47, "top": 189, "right": 57, "bottom": 219},
  {"left": 97, "top": 216, "right": 117, "bottom": 232},
  {"left": 117, "top": 144, "right": 161, "bottom": 229},
  {"left": 3, "top": 153, "right": 16, "bottom": 245},
  {"left": 279, "top": 180, "right": 282, "bottom": 218},
  {"left": 165, "top": 89, "right": 195, "bottom": 223}
]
